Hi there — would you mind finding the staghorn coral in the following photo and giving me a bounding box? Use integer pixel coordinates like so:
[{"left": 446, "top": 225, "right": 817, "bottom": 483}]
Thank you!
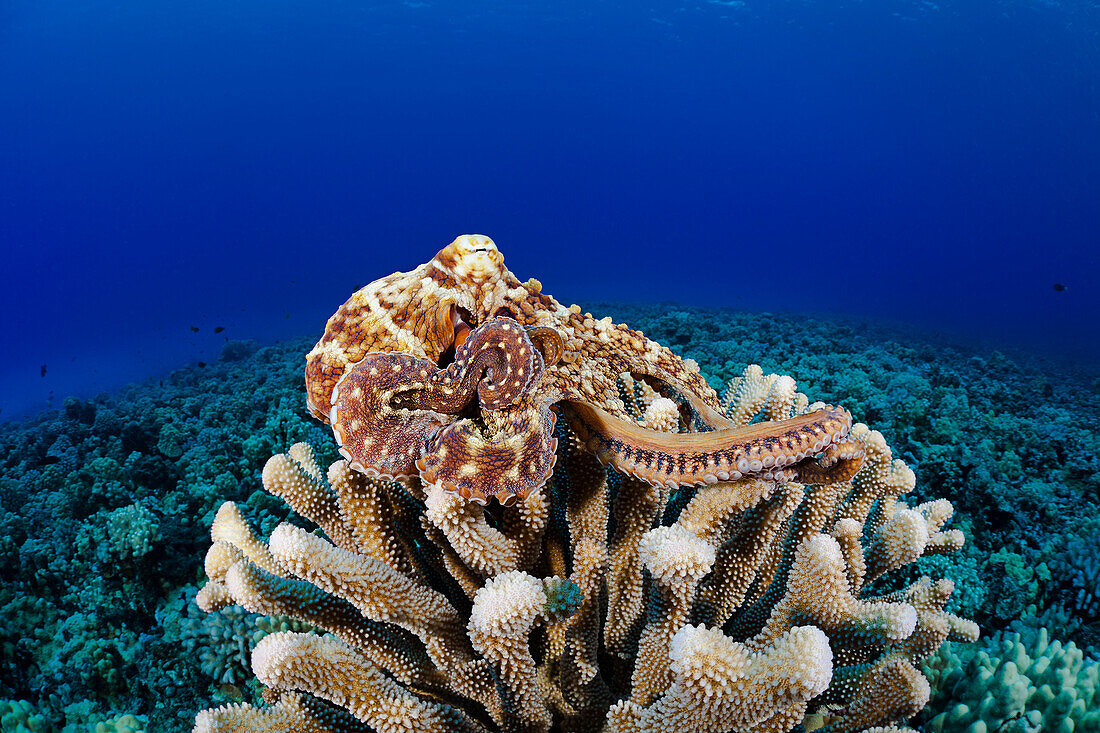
[{"left": 189, "top": 236, "right": 978, "bottom": 733}]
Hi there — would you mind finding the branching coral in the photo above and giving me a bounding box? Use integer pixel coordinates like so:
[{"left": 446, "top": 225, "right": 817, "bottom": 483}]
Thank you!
[
  {"left": 191, "top": 370, "right": 976, "bottom": 732},
  {"left": 188, "top": 238, "right": 977, "bottom": 732}
]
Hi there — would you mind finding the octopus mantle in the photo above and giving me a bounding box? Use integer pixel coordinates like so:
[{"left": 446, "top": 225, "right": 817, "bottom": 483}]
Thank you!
[{"left": 305, "top": 235, "right": 864, "bottom": 505}]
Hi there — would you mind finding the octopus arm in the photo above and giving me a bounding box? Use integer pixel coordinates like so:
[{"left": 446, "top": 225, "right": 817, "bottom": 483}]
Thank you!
[{"left": 563, "top": 401, "right": 861, "bottom": 489}]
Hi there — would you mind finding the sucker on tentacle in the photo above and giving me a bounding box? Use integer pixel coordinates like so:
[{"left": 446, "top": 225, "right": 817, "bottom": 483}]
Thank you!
[
  {"left": 563, "top": 401, "right": 861, "bottom": 489},
  {"left": 525, "top": 325, "right": 566, "bottom": 367}
]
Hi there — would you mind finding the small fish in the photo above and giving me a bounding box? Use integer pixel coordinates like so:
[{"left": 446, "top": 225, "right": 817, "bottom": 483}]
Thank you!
[
  {"left": 213, "top": 326, "right": 225, "bottom": 333},
  {"left": 40, "top": 455, "right": 60, "bottom": 465},
  {"left": 197, "top": 361, "right": 207, "bottom": 368},
  {"left": 40, "top": 364, "right": 47, "bottom": 377},
  {"left": 1053, "top": 283, "right": 1067, "bottom": 292},
  {"left": 190, "top": 326, "right": 200, "bottom": 332}
]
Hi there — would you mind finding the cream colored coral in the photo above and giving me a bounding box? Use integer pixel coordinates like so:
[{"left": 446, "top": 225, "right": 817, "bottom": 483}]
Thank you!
[
  {"left": 758, "top": 533, "right": 917, "bottom": 649},
  {"left": 468, "top": 571, "right": 551, "bottom": 731},
  {"left": 641, "top": 397, "right": 679, "bottom": 432},
  {"left": 676, "top": 479, "right": 776, "bottom": 546},
  {"left": 721, "top": 366, "right": 806, "bottom": 426},
  {"left": 608, "top": 624, "right": 832, "bottom": 732},
  {"left": 266, "top": 523, "right": 468, "bottom": 667},
  {"left": 263, "top": 452, "right": 356, "bottom": 551},
  {"left": 694, "top": 483, "right": 805, "bottom": 627},
  {"left": 631, "top": 526, "right": 716, "bottom": 705},
  {"left": 194, "top": 691, "right": 350, "bottom": 732},
  {"left": 210, "top": 502, "right": 285, "bottom": 577},
  {"left": 250, "top": 633, "right": 484, "bottom": 732},
  {"left": 638, "top": 525, "right": 715, "bottom": 587},
  {"left": 722, "top": 365, "right": 772, "bottom": 425},
  {"left": 604, "top": 477, "right": 664, "bottom": 659},
  {"left": 425, "top": 482, "right": 519, "bottom": 576},
  {"left": 763, "top": 375, "right": 798, "bottom": 422},
  {"left": 192, "top": 367, "right": 977, "bottom": 732},
  {"left": 839, "top": 424, "right": 916, "bottom": 529}
]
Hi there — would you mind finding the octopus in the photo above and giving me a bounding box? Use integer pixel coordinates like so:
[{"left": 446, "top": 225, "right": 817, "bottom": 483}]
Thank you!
[{"left": 305, "top": 235, "right": 864, "bottom": 506}]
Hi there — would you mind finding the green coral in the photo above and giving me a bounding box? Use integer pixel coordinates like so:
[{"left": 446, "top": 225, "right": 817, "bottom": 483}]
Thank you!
[
  {"left": 58, "top": 701, "right": 147, "bottom": 733},
  {"left": 0, "top": 700, "right": 49, "bottom": 732},
  {"left": 0, "top": 700, "right": 147, "bottom": 733},
  {"left": 180, "top": 599, "right": 314, "bottom": 686},
  {"left": 541, "top": 577, "right": 582, "bottom": 620},
  {"left": 155, "top": 421, "right": 191, "bottom": 460},
  {"left": 923, "top": 625, "right": 1100, "bottom": 732},
  {"left": 74, "top": 504, "right": 159, "bottom": 564},
  {"left": 104, "top": 505, "right": 159, "bottom": 562}
]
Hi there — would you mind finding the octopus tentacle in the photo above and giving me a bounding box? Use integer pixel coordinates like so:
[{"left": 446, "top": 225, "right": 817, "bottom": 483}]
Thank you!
[
  {"left": 525, "top": 326, "right": 566, "bottom": 367},
  {"left": 331, "top": 352, "right": 450, "bottom": 480},
  {"left": 791, "top": 439, "right": 866, "bottom": 485},
  {"left": 306, "top": 293, "right": 460, "bottom": 422},
  {"left": 416, "top": 395, "right": 559, "bottom": 507},
  {"left": 430, "top": 317, "right": 545, "bottom": 412},
  {"left": 563, "top": 401, "right": 859, "bottom": 489},
  {"left": 330, "top": 316, "right": 558, "bottom": 502}
]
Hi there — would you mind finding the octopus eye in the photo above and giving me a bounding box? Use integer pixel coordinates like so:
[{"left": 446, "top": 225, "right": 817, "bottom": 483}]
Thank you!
[{"left": 527, "top": 326, "right": 565, "bottom": 366}]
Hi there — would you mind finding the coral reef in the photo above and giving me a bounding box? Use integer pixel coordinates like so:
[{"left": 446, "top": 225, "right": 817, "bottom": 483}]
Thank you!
[
  {"left": 184, "top": 238, "right": 980, "bottom": 732},
  {"left": 2, "top": 283, "right": 1098, "bottom": 729},
  {"left": 0, "top": 338, "right": 331, "bottom": 730},
  {"left": 184, "top": 240, "right": 979, "bottom": 730},
  {"left": 191, "top": 414, "right": 975, "bottom": 731}
]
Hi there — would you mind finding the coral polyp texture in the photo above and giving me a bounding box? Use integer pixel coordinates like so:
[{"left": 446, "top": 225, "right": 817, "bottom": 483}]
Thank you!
[{"left": 191, "top": 236, "right": 979, "bottom": 732}]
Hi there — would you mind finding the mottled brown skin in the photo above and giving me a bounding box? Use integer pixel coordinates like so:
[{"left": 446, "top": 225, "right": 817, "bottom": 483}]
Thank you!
[
  {"left": 329, "top": 316, "right": 556, "bottom": 504},
  {"left": 306, "top": 235, "right": 864, "bottom": 504}
]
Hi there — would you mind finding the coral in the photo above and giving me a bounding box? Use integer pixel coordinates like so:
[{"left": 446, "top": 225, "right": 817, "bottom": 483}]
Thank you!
[
  {"left": 180, "top": 595, "right": 315, "bottom": 686},
  {"left": 180, "top": 604, "right": 256, "bottom": 686},
  {"left": 156, "top": 422, "right": 191, "bottom": 460},
  {"left": 0, "top": 700, "right": 49, "bottom": 732},
  {"left": 191, "top": 359, "right": 975, "bottom": 731},
  {"left": 12, "top": 291, "right": 1094, "bottom": 730},
  {"left": 923, "top": 625, "right": 1100, "bottom": 732},
  {"left": 1046, "top": 519, "right": 1100, "bottom": 624},
  {"left": 103, "top": 504, "right": 159, "bottom": 561},
  {"left": 54, "top": 700, "right": 148, "bottom": 733},
  {"left": 90, "top": 714, "right": 147, "bottom": 733}
]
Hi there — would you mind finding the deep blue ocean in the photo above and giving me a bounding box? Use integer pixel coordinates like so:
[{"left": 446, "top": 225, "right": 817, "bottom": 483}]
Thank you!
[{"left": 2, "top": 0, "right": 1098, "bottom": 419}]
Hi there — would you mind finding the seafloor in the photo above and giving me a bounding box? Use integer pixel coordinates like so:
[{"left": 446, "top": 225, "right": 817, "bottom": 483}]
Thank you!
[{"left": 1, "top": 302, "right": 1098, "bottom": 732}]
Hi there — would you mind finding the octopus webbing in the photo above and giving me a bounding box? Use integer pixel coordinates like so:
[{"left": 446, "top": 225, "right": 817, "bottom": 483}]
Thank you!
[{"left": 305, "top": 235, "right": 865, "bottom": 505}]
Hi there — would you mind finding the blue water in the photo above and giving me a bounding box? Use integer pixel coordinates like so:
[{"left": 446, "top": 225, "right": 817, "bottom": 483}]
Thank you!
[{"left": 2, "top": 0, "right": 1098, "bottom": 419}]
